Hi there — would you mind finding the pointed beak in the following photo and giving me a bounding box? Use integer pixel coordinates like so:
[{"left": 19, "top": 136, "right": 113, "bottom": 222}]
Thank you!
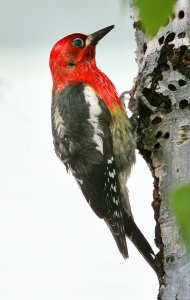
[{"left": 88, "top": 25, "right": 114, "bottom": 46}]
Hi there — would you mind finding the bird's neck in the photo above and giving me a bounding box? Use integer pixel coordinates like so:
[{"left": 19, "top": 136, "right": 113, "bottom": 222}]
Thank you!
[{"left": 52, "top": 60, "right": 123, "bottom": 111}]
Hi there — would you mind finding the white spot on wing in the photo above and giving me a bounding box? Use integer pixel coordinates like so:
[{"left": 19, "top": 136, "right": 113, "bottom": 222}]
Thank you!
[
  {"left": 107, "top": 157, "right": 114, "bottom": 164},
  {"left": 113, "top": 197, "right": 119, "bottom": 206},
  {"left": 114, "top": 211, "right": 120, "bottom": 218},
  {"left": 109, "top": 169, "right": 116, "bottom": 178},
  {"left": 54, "top": 106, "right": 65, "bottom": 138},
  {"left": 84, "top": 86, "right": 104, "bottom": 154},
  {"left": 76, "top": 178, "right": 83, "bottom": 185},
  {"left": 111, "top": 184, "right": 117, "bottom": 193}
]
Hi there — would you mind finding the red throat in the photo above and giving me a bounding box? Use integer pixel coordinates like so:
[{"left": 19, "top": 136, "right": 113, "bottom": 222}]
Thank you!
[{"left": 51, "top": 62, "right": 123, "bottom": 111}]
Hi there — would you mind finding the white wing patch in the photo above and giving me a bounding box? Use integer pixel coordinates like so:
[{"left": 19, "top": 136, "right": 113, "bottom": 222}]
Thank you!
[
  {"left": 107, "top": 157, "right": 114, "bottom": 164},
  {"left": 54, "top": 106, "right": 65, "bottom": 138},
  {"left": 76, "top": 178, "right": 83, "bottom": 185},
  {"left": 109, "top": 169, "right": 116, "bottom": 178},
  {"left": 84, "top": 86, "right": 104, "bottom": 154}
]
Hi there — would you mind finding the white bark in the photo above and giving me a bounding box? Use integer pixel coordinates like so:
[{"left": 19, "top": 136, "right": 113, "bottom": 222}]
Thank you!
[{"left": 130, "top": 0, "right": 190, "bottom": 299}]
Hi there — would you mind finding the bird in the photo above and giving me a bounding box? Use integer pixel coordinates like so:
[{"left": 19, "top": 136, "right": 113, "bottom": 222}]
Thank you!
[{"left": 49, "top": 25, "right": 157, "bottom": 273}]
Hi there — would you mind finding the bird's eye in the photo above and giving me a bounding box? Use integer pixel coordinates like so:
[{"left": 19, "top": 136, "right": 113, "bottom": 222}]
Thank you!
[{"left": 72, "top": 38, "right": 85, "bottom": 48}]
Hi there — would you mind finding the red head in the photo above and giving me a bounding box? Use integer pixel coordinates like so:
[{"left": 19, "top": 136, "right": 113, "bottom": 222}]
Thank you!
[
  {"left": 50, "top": 33, "right": 94, "bottom": 77},
  {"left": 49, "top": 25, "right": 123, "bottom": 110}
]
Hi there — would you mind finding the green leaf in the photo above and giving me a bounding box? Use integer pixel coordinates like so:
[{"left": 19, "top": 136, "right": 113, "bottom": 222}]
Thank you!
[
  {"left": 136, "top": 0, "right": 176, "bottom": 37},
  {"left": 170, "top": 185, "right": 190, "bottom": 252}
]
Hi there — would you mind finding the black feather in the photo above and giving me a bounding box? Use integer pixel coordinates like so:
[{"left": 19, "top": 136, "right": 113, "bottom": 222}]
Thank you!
[{"left": 124, "top": 214, "right": 157, "bottom": 273}]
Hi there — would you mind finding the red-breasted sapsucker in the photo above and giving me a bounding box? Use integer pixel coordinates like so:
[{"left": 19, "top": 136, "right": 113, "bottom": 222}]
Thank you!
[{"left": 49, "top": 25, "right": 157, "bottom": 273}]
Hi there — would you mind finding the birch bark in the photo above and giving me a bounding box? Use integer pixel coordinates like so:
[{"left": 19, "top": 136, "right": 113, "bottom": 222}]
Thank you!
[{"left": 130, "top": 1, "right": 190, "bottom": 299}]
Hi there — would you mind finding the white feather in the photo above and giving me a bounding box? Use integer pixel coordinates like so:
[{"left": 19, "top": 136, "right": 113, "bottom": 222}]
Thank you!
[
  {"left": 84, "top": 86, "right": 104, "bottom": 154},
  {"left": 53, "top": 106, "right": 65, "bottom": 138}
]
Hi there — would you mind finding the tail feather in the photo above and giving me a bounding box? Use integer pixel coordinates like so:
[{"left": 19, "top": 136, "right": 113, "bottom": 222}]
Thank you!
[
  {"left": 105, "top": 219, "right": 129, "bottom": 259},
  {"left": 124, "top": 214, "right": 157, "bottom": 273}
]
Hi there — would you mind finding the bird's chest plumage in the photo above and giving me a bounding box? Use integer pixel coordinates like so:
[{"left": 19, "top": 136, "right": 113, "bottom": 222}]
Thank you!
[{"left": 51, "top": 83, "right": 111, "bottom": 174}]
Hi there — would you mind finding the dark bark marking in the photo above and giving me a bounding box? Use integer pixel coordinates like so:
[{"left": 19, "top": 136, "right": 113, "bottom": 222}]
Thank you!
[
  {"left": 152, "top": 116, "right": 162, "bottom": 124},
  {"left": 159, "top": 36, "right": 165, "bottom": 45},
  {"left": 168, "top": 84, "right": 177, "bottom": 91},
  {"left": 178, "top": 32, "right": 186, "bottom": 39},
  {"left": 165, "top": 32, "right": 176, "bottom": 43},
  {"left": 154, "top": 143, "right": 160, "bottom": 149},
  {"left": 178, "top": 10, "right": 185, "bottom": 19},
  {"left": 156, "top": 131, "right": 162, "bottom": 139},
  {"left": 179, "top": 99, "right": 189, "bottom": 109},
  {"left": 178, "top": 79, "right": 187, "bottom": 86},
  {"left": 163, "top": 132, "right": 170, "bottom": 139}
]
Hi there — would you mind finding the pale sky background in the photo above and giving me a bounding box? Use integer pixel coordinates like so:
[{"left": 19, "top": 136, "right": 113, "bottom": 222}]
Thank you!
[{"left": 0, "top": 0, "right": 158, "bottom": 299}]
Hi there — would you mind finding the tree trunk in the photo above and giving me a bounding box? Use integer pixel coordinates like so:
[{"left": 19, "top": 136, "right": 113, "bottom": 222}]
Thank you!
[{"left": 130, "top": 0, "right": 190, "bottom": 299}]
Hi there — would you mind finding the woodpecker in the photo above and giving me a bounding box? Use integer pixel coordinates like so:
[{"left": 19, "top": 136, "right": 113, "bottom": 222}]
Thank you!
[{"left": 50, "top": 25, "right": 157, "bottom": 273}]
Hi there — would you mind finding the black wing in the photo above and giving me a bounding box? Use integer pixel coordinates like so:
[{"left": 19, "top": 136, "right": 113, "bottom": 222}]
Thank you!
[{"left": 52, "top": 83, "right": 128, "bottom": 258}]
